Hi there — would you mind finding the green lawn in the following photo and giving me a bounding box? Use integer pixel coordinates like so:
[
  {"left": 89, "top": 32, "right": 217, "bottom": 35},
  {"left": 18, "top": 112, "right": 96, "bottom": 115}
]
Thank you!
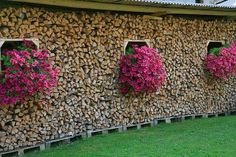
[{"left": 24, "top": 116, "right": 236, "bottom": 157}]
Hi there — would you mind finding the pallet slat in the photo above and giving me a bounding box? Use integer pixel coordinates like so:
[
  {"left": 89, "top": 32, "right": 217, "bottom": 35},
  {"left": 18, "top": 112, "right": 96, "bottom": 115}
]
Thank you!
[{"left": 1, "top": 112, "right": 235, "bottom": 157}]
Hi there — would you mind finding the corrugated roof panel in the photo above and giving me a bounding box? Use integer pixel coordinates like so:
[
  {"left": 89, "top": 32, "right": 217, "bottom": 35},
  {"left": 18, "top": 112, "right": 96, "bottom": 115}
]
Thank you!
[{"left": 124, "top": 0, "right": 236, "bottom": 8}]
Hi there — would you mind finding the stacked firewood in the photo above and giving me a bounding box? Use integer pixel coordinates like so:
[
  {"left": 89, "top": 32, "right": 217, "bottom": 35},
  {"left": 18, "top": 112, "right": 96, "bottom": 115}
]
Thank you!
[{"left": 0, "top": 7, "right": 236, "bottom": 152}]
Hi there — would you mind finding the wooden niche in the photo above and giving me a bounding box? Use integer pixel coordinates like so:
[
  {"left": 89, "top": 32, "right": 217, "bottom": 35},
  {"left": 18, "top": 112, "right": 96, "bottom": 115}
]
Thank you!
[{"left": 0, "top": 38, "right": 39, "bottom": 71}]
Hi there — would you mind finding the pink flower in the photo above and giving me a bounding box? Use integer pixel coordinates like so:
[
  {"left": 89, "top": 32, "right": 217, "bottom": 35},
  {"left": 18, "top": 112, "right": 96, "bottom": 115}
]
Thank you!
[
  {"left": 119, "top": 46, "right": 166, "bottom": 95},
  {"left": 10, "top": 58, "right": 17, "bottom": 65},
  {"left": 23, "top": 39, "right": 32, "bottom": 48},
  {"left": 32, "top": 61, "right": 39, "bottom": 67},
  {"left": 38, "top": 74, "right": 47, "bottom": 81},
  {"left": 205, "top": 42, "right": 236, "bottom": 80},
  {"left": 33, "top": 51, "right": 40, "bottom": 57},
  {"left": 0, "top": 42, "right": 59, "bottom": 105}
]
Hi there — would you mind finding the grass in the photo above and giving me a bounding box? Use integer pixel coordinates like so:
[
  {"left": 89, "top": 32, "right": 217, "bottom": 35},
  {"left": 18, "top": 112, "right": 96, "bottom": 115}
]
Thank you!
[{"left": 23, "top": 116, "right": 236, "bottom": 157}]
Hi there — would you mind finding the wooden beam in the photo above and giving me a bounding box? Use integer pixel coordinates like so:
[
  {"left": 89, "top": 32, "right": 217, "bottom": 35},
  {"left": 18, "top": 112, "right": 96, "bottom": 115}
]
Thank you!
[
  {"left": 151, "top": 11, "right": 168, "bottom": 17},
  {"left": 9, "top": 0, "right": 236, "bottom": 16},
  {"left": 143, "top": 15, "right": 163, "bottom": 20}
]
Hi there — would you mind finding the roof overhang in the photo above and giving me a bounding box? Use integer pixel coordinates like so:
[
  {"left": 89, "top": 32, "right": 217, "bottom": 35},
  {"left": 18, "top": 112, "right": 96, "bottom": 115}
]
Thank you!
[{"left": 9, "top": 0, "right": 236, "bottom": 17}]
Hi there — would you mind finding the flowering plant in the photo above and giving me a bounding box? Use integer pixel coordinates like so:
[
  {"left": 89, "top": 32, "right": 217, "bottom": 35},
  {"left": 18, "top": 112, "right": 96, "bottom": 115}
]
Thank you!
[
  {"left": 119, "top": 45, "right": 166, "bottom": 95},
  {"left": 204, "top": 42, "right": 236, "bottom": 80},
  {"left": 0, "top": 40, "right": 59, "bottom": 105}
]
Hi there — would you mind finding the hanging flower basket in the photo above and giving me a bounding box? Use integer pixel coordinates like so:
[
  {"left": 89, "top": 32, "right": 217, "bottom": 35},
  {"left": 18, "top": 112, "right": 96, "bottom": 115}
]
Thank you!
[
  {"left": 118, "top": 45, "right": 166, "bottom": 95},
  {"left": 204, "top": 42, "right": 236, "bottom": 80},
  {"left": 0, "top": 39, "right": 59, "bottom": 105}
]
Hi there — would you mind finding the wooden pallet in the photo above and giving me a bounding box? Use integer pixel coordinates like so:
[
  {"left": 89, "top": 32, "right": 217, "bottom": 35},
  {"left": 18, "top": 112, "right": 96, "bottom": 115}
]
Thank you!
[
  {"left": 87, "top": 126, "right": 123, "bottom": 137},
  {"left": 1, "top": 110, "right": 235, "bottom": 157}
]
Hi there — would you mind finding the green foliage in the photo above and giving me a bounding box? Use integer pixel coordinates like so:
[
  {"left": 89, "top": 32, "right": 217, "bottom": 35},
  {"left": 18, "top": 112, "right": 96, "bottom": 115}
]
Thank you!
[
  {"left": 125, "top": 46, "right": 137, "bottom": 64},
  {"left": 0, "top": 76, "right": 5, "bottom": 83},
  {"left": 209, "top": 47, "right": 221, "bottom": 56},
  {"left": 17, "top": 44, "right": 32, "bottom": 52},
  {"left": 0, "top": 55, "right": 11, "bottom": 67},
  {"left": 124, "top": 46, "right": 137, "bottom": 64},
  {"left": 209, "top": 43, "right": 230, "bottom": 56},
  {"left": 125, "top": 47, "right": 134, "bottom": 55}
]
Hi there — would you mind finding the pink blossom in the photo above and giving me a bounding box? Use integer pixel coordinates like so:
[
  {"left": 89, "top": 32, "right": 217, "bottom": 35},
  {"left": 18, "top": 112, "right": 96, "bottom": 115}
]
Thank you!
[
  {"left": 205, "top": 42, "right": 236, "bottom": 80},
  {"left": 0, "top": 43, "right": 59, "bottom": 105},
  {"left": 10, "top": 58, "right": 18, "bottom": 65},
  {"left": 119, "top": 46, "right": 166, "bottom": 95},
  {"left": 32, "top": 61, "right": 39, "bottom": 67},
  {"left": 33, "top": 51, "right": 40, "bottom": 57}
]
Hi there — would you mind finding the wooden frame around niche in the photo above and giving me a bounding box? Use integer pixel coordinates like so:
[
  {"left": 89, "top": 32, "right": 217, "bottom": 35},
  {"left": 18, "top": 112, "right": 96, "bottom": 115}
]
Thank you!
[
  {"left": 206, "top": 40, "right": 225, "bottom": 54},
  {"left": 124, "top": 39, "right": 151, "bottom": 54}
]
